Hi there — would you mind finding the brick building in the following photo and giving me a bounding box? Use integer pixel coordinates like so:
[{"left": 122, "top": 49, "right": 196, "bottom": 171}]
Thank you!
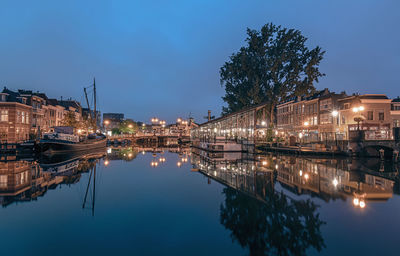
[{"left": 0, "top": 89, "right": 32, "bottom": 143}]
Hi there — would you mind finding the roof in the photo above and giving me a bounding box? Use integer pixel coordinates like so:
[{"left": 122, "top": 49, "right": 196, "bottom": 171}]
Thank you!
[
  {"left": 392, "top": 97, "right": 400, "bottom": 103},
  {"left": 47, "top": 98, "right": 59, "bottom": 106},
  {"left": 59, "top": 100, "right": 81, "bottom": 110},
  {"left": 359, "top": 94, "right": 388, "bottom": 100},
  {"left": 2, "top": 87, "right": 21, "bottom": 102}
]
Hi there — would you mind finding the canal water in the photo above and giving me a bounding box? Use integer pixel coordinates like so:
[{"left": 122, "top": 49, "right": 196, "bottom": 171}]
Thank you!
[{"left": 0, "top": 147, "right": 399, "bottom": 255}]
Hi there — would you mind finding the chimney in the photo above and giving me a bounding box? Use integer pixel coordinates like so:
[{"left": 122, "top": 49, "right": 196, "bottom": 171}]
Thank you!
[{"left": 208, "top": 110, "right": 211, "bottom": 121}]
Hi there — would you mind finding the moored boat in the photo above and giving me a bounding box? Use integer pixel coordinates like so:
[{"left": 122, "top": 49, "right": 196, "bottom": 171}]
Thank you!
[{"left": 38, "top": 132, "right": 107, "bottom": 155}]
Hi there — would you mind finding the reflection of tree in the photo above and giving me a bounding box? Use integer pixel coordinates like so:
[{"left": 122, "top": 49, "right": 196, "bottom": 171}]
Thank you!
[{"left": 220, "top": 187, "right": 325, "bottom": 256}]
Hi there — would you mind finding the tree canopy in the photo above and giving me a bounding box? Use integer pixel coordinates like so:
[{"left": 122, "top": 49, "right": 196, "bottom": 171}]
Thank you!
[{"left": 220, "top": 23, "right": 325, "bottom": 122}]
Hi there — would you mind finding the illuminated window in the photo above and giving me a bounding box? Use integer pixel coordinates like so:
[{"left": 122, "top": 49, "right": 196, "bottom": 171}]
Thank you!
[
  {"left": 0, "top": 175, "right": 7, "bottom": 188},
  {"left": 0, "top": 110, "right": 8, "bottom": 122}
]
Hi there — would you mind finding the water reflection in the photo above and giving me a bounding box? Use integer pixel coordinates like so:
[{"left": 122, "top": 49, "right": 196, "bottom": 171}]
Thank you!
[
  {"left": 0, "top": 151, "right": 105, "bottom": 207},
  {"left": 191, "top": 149, "right": 400, "bottom": 255}
]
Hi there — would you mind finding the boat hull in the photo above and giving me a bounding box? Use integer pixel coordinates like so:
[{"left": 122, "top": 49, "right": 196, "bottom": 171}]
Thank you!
[{"left": 38, "top": 138, "right": 107, "bottom": 155}]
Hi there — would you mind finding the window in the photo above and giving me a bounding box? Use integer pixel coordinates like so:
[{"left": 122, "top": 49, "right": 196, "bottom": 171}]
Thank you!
[
  {"left": 367, "top": 111, "right": 373, "bottom": 120},
  {"left": 22, "top": 111, "right": 25, "bottom": 124},
  {"left": 341, "top": 115, "right": 346, "bottom": 124},
  {"left": 394, "top": 120, "right": 400, "bottom": 128},
  {"left": 313, "top": 115, "right": 318, "bottom": 125},
  {"left": 344, "top": 103, "right": 350, "bottom": 110},
  {"left": 320, "top": 113, "right": 332, "bottom": 124},
  {"left": 16, "top": 111, "right": 21, "bottom": 123},
  {"left": 0, "top": 175, "right": 7, "bottom": 188},
  {"left": 320, "top": 99, "right": 332, "bottom": 110},
  {"left": 0, "top": 110, "right": 8, "bottom": 122},
  {"left": 379, "top": 111, "right": 384, "bottom": 121}
]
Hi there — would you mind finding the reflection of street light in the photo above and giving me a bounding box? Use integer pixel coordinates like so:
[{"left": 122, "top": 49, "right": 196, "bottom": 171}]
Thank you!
[
  {"left": 104, "top": 160, "right": 109, "bottom": 166},
  {"left": 332, "top": 178, "right": 339, "bottom": 187}
]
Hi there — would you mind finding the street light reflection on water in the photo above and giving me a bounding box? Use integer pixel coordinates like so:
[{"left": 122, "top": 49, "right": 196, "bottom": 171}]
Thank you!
[{"left": 0, "top": 147, "right": 399, "bottom": 255}]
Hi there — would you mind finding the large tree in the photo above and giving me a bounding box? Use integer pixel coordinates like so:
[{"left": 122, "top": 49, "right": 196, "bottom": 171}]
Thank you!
[{"left": 220, "top": 23, "right": 325, "bottom": 122}]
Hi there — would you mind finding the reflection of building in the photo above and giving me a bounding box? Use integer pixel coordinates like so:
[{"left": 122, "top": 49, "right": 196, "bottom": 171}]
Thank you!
[
  {"left": 192, "top": 149, "right": 398, "bottom": 208},
  {"left": 0, "top": 155, "right": 100, "bottom": 207}
]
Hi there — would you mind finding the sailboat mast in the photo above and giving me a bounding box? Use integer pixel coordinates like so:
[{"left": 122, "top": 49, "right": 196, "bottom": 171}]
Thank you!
[
  {"left": 93, "top": 77, "right": 97, "bottom": 131},
  {"left": 84, "top": 87, "right": 93, "bottom": 122}
]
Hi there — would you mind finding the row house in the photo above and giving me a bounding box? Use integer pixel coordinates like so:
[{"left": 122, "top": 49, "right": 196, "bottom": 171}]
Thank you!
[
  {"left": 1, "top": 87, "right": 82, "bottom": 143},
  {"left": 277, "top": 89, "right": 398, "bottom": 144},
  {"left": 391, "top": 97, "right": 400, "bottom": 128},
  {"left": 276, "top": 89, "right": 346, "bottom": 143},
  {"left": 0, "top": 89, "right": 32, "bottom": 142},
  {"left": 337, "top": 94, "right": 392, "bottom": 140}
]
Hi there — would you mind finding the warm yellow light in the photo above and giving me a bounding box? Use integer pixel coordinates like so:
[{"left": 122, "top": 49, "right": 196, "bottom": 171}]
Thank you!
[
  {"left": 359, "top": 106, "right": 365, "bottom": 111},
  {"left": 332, "top": 110, "right": 338, "bottom": 117},
  {"left": 304, "top": 173, "right": 309, "bottom": 180},
  {"left": 299, "top": 170, "right": 303, "bottom": 176},
  {"left": 352, "top": 107, "right": 359, "bottom": 113},
  {"left": 77, "top": 129, "right": 82, "bottom": 134},
  {"left": 262, "top": 160, "right": 268, "bottom": 166},
  {"left": 353, "top": 198, "right": 360, "bottom": 206},
  {"left": 359, "top": 200, "right": 366, "bottom": 208},
  {"left": 304, "top": 121, "right": 309, "bottom": 126},
  {"left": 261, "top": 121, "right": 266, "bottom": 126},
  {"left": 104, "top": 120, "right": 110, "bottom": 125},
  {"left": 128, "top": 153, "right": 133, "bottom": 157},
  {"left": 104, "top": 160, "right": 109, "bottom": 166},
  {"left": 177, "top": 162, "right": 182, "bottom": 167},
  {"left": 177, "top": 118, "right": 182, "bottom": 123},
  {"left": 299, "top": 133, "right": 303, "bottom": 139},
  {"left": 128, "top": 124, "right": 133, "bottom": 128},
  {"left": 332, "top": 178, "right": 338, "bottom": 187},
  {"left": 275, "top": 130, "right": 278, "bottom": 136},
  {"left": 275, "top": 164, "right": 278, "bottom": 169}
]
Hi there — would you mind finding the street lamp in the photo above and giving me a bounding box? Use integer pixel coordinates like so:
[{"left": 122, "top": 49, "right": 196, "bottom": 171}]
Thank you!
[{"left": 352, "top": 106, "right": 365, "bottom": 131}]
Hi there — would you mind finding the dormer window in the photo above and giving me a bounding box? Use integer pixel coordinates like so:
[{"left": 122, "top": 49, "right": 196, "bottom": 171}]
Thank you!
[{"left": 0, "top": 94, "right": 7, "bottom": 102}]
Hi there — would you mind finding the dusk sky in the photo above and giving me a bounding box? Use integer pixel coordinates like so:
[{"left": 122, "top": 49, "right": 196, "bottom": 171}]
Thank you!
[{"left": 1, "top": 0, "right": 399, "bottom": 123}]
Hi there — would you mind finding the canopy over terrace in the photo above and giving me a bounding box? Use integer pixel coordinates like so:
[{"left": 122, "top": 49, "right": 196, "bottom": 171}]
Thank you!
[{"left": 191, "top": 103, "right": 272, "bottom": 143}]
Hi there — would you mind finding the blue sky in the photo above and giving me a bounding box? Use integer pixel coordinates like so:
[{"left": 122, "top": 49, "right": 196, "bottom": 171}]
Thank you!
[{"left": 0, "top": 0, "right": 399, "bottom": 123}]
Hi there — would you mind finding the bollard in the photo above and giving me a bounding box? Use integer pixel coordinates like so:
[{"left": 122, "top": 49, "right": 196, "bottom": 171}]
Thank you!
[
  {"left": 393, "top": 150, "right": 399, "bottom": 162},
  {"left": 379, "top": 149, "right": 385, "bottom": 161}
]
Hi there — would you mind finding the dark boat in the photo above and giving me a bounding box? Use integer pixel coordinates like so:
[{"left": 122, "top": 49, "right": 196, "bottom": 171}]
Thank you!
[{"left": 38, "top": 133, "right": 107, "bottom": 155}]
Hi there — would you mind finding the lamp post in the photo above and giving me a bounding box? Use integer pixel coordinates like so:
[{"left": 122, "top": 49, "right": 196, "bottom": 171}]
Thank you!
[
  {"left": 352, "top": 106, "right": 364, "bottom": 131},
  {"left": 303, "top": 121, "right": 309, "bottom": 144},
  {"left": 332, "top": 110, "right": 339, "bottom": 145}
]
